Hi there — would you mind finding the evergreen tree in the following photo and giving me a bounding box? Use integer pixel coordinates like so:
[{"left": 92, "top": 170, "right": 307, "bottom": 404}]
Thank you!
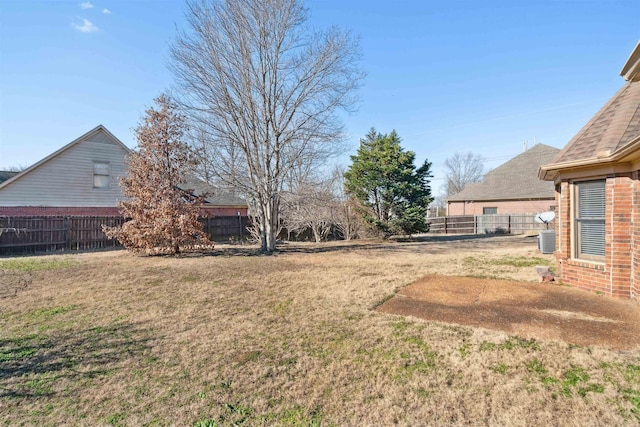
[
  {"left": 104, "top": 95, "right": 211, "bottom": 254},
  {"left": 344, "top": 128, "right": 432, "bottom": 237}
]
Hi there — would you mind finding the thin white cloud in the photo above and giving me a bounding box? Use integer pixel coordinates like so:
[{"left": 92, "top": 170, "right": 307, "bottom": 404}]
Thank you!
[
  {"left": 80, "top": 2, "right": 94, "bottom": 9},
  {"left": 102, "top": 8, "right": 111, "bottom": 14},
  {"left": 73, "top": 17, "right": 99, "bottom": 33}
]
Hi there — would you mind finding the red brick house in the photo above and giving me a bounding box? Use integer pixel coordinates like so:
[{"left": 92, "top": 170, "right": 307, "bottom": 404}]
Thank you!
[{"left": 539, "top": 41, "right": 640, "bottom": 298}]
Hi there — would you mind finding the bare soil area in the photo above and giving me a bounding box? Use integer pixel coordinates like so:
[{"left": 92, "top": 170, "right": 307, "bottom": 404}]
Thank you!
[{"left": 378, "top": 275, "right": 640, "bottom": 350}]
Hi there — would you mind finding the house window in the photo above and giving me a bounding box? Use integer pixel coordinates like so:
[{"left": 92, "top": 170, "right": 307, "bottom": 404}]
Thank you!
[
  {"left": 574, "top": 180, "right": 605, "bottom": 261},
  {"left": 483, "top": 207, "right": 497, "bottom": 214},
  {"left": 93, "top": 162, "right": 110, "bottom": 188}
]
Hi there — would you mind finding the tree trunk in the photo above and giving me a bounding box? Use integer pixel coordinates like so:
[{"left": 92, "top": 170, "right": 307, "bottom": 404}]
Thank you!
[
  {"left": 259, "top": 195, "right": 279, "bottom": 253},
  {"left": 259, "top": 210, "right": 268, "bottom": 253}
]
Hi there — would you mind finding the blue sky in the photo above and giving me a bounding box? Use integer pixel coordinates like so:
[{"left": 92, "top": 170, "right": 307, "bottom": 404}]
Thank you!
[{"left": 1, "top": 0, "right": 639, "bottom": 195}]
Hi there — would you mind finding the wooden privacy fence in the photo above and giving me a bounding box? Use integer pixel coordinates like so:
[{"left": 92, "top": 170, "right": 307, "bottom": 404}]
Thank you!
[
  {"left": 200, "top": 215, "right": 249, "bottom": 240},
  {"left": 0, "top": 215, "right": 249, "bottom": 255},
  {"left": 428, "top": 213, "right": 554, "bottom": 235},
  {"left": 428, "top": 215, "right": 475, "bottom": 234},
  {"left": 0, "top": 216, "right": 126, "bottom": 254}
]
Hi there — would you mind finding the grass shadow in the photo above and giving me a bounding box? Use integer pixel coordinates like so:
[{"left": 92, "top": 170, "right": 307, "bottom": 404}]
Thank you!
[
  {"left": 145, "top": 234, "right": 539, "bottom": 258},
  {"left": 203, "top": 234, "right": 538, "bottom": 256},
  {"left": 0, "top": 321, "right": 153, "bottom": 399}
]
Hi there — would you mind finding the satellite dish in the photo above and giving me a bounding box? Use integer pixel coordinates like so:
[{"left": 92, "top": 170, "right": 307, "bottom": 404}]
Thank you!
[{"left": 535, "top": 211, "right": 556, "bottom": 224}]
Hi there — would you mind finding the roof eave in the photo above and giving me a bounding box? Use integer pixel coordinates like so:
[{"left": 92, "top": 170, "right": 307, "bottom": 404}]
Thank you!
[
  {"left": 620, "top": 41, "right": 640, "bottom": 81},
  {"left": 201, "top": 204, "right": 248, "bottom": 209},
  {"left": 447, "top": 196, "right": 555, "bottom": 203},
  {"left": 539, "top": 134, "right": 640, "bottom": 181}
]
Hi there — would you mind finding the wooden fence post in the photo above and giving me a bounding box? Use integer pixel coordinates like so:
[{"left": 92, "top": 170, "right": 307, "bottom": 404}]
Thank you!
[{"left": 64, "top": 216, "right": 70, "bottom": 250}]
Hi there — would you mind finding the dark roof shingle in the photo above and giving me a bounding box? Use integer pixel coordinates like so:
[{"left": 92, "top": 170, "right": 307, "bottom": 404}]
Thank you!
[
  {"left": 448, "top": 144, "right": 560, "bottom": 201},
  {"left": 543, "top": 41, "right": 640, "bottom": 172},
  {"left": 178, "top": 176, "right": 247, "bottom": 207},
  {"left": 551, "top": 82, "right": 640, "bottom": 165}
]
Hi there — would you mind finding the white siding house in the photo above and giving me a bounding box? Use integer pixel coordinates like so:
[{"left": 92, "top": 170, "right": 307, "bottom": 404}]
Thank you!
[
  {"left": 0, "top": 125, "right": 130, "bottom": 213},
  {"left": 0, "top": 125, "right": 249, "bottom": 217}
]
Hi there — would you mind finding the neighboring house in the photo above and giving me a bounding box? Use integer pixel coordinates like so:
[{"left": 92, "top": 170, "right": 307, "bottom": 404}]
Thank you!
[
  {"left": 179, "top": 176, "right": 248, "bottom": 217},
  {"left": 539, "top": 41, "right": 640, "bottom": 299},
  {"left": 0, "top": 125, "right": 248, "bottom": 217},
  {"left": 447, "top": 144, "right": 560, "bottom": 216}
]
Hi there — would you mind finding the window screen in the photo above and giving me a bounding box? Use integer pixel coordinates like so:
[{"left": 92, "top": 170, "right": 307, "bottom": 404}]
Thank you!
[
  {"left": 483, "top": 207, "right": 497, "bottom": 215},
  {"left": 575, "top": 180, "right": 605, "bottom": 260},
  {"left": 94, "top": 162, "right": 110, "bottom": 188}
]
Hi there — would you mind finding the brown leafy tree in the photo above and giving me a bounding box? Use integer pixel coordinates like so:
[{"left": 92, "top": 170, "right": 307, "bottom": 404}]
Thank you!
[{"left": 104, "top": 95, "right": 211, "bottom": 255}]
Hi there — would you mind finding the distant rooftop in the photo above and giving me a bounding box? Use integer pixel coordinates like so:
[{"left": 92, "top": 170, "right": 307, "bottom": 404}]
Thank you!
[
  {"left": 448, "top": 144, "right": 560, "bottom": 202},
  {"left": 178, "top": 176, "right": 248, "bottom": 207}
]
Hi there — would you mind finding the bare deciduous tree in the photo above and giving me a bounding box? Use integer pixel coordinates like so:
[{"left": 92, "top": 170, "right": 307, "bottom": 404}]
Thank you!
[
  {"left": 280, "top": 165, "right": 340, "bottom": 242},
  {"left": 281, "top": 181, "right": 334, "bottom": 242},
  {"left": 2, "top": 165, "right": 27, "bottom": 172},
  {"left": 333, "top": 196, "right": 364, "bottom": 240},
  {"left": 327, "top": 165, "right": 364, "bottom": 240},
  {"left": 444, "top": 151, "right": 485, "bottom": 197},
  {"left": 170, "top": 0, "right": 363, "bottom": 253},
  {"left": 427, "top": 193, "right": 447, "bottom": 217},
  {"left": 103, "top": 95, "right": 211, "bottom": 255},
  {"left": 279, "top": 166, "right": 366, "bottom": 242}
]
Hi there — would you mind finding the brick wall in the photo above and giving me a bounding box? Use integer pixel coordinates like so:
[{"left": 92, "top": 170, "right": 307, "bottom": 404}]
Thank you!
[
  {"left": 609, "top": 175, "right": 633, "bottom": 297},
  {"left": 447, "top": 199, "right": 555, "bottom": 216},
  {"left": 633, "top": 171, "right": 640, "bottom": 298},
  {"left": 554, "top": 182, "right": 570, "bottom": 280},
  {"left": 555, "top": 174, "right": 636, "bottom": 298},
  {"left": 0, "top": 206, "right": 121, "bottom": 216}
]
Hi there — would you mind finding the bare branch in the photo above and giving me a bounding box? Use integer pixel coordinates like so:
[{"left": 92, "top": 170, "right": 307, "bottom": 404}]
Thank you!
[
  {"left": 170, "top": 0, "right": 363, "bottom": 252},
  {"left": 444, "top": 151, "right": 485, "bottom": 197}
]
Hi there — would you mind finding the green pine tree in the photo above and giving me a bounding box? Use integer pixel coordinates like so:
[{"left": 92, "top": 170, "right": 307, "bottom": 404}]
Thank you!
[{"left": 344, "top": 128, "right": 432, "bottom": 237}]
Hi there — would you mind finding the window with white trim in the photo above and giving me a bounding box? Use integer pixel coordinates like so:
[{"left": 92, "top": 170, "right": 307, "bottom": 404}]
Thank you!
[
  {"left": 574, "top": 180, "right": 605, "bottom": 261},
  {"left": 93, "top": 162, "right": 110, "bottom": 188}
]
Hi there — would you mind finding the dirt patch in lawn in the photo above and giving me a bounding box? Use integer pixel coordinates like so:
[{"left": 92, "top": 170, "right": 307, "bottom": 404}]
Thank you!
[{"left": 377, "top": 275, "right": 640, "bottom": 350}]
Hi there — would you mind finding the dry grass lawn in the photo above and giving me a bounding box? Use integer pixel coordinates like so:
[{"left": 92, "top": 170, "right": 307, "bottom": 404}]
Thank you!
[{"left": 1, "top": 235, "right": 639, "bottom": 426}]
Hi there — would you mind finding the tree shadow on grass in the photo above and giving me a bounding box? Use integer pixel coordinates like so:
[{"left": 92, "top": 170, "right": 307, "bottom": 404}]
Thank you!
[
  {"left": 398, "top": 233, "right": 508, "bottom": 243},
  {"left": 0, "top": 321, "right": 153, "bottom": 399},
  {"left": 178, "top": 234, "right": 536, "bottom": 257},
  {"left": 273, "top": 234, "right": 533, "bottom": 255}
]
